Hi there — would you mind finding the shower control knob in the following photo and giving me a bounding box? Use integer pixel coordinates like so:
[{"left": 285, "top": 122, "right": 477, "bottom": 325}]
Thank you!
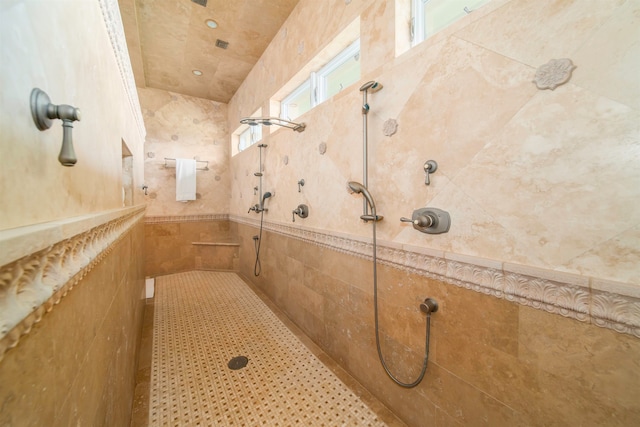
[
  {"left": 401, "top": 208, "right": 451, "bottom": 234},
  {"left": 292, "top": 204, "right": 309, "bottom": 222},
  {"left": 400, "top": 215, "right": 434, "bottom": 227}
]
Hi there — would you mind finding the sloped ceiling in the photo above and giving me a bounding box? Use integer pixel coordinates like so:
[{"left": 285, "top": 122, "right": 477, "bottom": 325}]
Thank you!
[{"left": 118, "top": 0, "right": 299, "bottom": 103}]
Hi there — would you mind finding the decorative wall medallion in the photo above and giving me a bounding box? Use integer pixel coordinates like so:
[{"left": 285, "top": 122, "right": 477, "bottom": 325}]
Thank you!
[
  {"left": 318, "top": 142, "right": 327, "bottom": 155},
  {"left": 533, "top": 58, "right": 576, "bottom": 90},
  {"left": 383, "top": 119, "right": 398, "bottom": 136}
]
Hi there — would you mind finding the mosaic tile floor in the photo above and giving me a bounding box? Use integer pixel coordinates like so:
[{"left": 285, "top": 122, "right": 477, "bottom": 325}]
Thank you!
[{"left": 147, "top": 271, "right": 397, "bottom": 426}]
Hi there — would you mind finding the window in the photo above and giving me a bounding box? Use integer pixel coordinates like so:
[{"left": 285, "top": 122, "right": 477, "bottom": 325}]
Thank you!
[
  {"left": 411, "top": 0, "right": 490, "bottom": 46},
  {"left": 281, "top": 39, "right": 360, "bottom": 121},
  {"left": 281, "top": 80, "right": 312, "bottom": 121},
  {"left": 237, "top": 124, "right": 262, "bottom": 152}
]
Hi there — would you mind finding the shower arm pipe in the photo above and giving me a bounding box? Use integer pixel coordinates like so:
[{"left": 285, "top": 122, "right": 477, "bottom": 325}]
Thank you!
[{"left": 240, "top": 116, "right": 306, "bottom": 132}]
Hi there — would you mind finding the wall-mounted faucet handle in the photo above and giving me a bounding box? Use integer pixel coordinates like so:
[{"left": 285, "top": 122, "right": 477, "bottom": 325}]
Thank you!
[
  {"left": 401, "top": 208, "right": 450, "bottom": 234},
  {"left": 424, "top": 160, "right": 438, "bottom": 185},
  {"left": 292, "top": 204, "right": 309, "bottom": 222},
  {"left": 30, "top": 88, "right": 81, "bottom": 166},
  {"left": 401, "top": 215, "right": 435, "bottom": 227}
]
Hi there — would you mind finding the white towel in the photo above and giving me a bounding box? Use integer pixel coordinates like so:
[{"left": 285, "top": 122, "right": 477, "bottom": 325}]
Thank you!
[{"left": 176, "top": 158, "right": 197, "bottom": 201}]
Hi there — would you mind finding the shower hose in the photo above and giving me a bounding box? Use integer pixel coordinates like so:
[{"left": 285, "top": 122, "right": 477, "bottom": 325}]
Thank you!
[{"left": 371, "top": 217, "right": 433, "bottom": 388}]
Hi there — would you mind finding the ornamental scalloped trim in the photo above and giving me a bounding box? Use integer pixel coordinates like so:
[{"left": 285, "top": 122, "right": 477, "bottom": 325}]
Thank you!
[{"left": 533, "top": 58, "right": 576, "bottom": 90}]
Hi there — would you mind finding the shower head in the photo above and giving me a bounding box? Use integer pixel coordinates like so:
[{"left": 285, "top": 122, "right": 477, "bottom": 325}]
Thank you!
[
  {"left": 359, "top": 81, "right": 383, "bottom": 93},
  {"left": 262, "top": 191, "right": 272, "bottom": 203},
  {"left": 240, "top": 116, "right": 306, "bottom": 132},
  {"left": 347, "top": 181, "right": 376, "bottom": 213}
]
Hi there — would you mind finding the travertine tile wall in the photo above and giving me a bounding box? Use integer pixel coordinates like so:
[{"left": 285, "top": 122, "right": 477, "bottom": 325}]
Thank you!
[
  {"left": 0, "top": 0, "right": 145, "bottom": 231},
  {"left": 0, "top": 1, "right": 147, "bottom": 425},
  {"left": 227, "top": 0, "right": 640, "bottom": 425},
  {"left": 228, "top": 0, "right": 640, "bottom": 286},
  {"left": 234, "top": 222, "right": 640, "bottom": 426},
  {"left": 144, "top": 218, "right": 236, "bottom": 276},
  {"left": 0, "top": 221, "right": 146, "bottom": 426},
  {"left": 140, "top": 87, "right": 230, "bottom": 217}
]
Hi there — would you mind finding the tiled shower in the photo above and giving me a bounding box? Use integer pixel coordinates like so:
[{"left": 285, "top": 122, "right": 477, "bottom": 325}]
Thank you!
[{"left": 1, "top": 0, "right": 639, "bottom": 426}]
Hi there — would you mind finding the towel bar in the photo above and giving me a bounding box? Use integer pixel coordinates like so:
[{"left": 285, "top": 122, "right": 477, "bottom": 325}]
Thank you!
[{"left": 164, "top": 157, "right": 209, "bottom": 170}]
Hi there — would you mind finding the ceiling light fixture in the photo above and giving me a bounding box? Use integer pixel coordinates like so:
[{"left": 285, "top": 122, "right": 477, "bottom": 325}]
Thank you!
[
  {"left": 192, "top": 70, "right": 203, "bottom": 76},
  {"left": 205, "top": 19, "right": 218, "bottom": 29}
]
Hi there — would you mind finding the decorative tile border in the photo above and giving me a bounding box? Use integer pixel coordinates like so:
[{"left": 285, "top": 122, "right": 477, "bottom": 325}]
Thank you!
[
  {"left": 98, "top": 0, "right": 145, "bottom": 141},
  {"left": 0, "top": 207, "right": 146, "bottom": 361},
  {"left": 144, "top": 213, "right": 229, "bottom": 224},
  {"left": 231, "top": 215, "right": 640, "bottom": 339}
]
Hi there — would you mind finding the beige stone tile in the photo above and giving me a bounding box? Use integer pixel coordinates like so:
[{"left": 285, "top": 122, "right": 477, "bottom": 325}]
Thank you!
[
  {"left": 566, "top": 224, "right": 640, "bottom": 284},
  {"left": 349, "top": 284, "right": 375, "bottom": 325},
  {"left": 455, "top": 0, "right": 627, "bottom": 68},
  {"left": 438, "top": 284, "right": 520, "bottom": 357},
  {"left": 388, "top": 35, "right": 537, "bottom": 181},
  {"left": 451, "top": 84, "right": 640, "bottom": 277},
  {"left": 323, "top": 300, "right": 353, "bottom": 366},
  {"left": 307, "top": 265, "right": 351, "bottom": 308},
  {"left": 0, "top": 322, "right": 59, "bottom": 426},
  {"left": 434, "top": 407, "right": 465, "bottom": 427},
  {"left": 519, "top": 306, "right": 640, "bottom": 413},
  {"left": 418, "top": 363, "right": 517, "bottom": 426},
  {"left": 571, "top": 0, "right": 640, "bottom": 110}
]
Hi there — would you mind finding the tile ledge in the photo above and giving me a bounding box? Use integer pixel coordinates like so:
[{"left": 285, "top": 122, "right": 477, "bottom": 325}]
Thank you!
[
  {"left": 0, "top": 205, "right": 146, "bottom": 267},
  {"left": 192, "top": 242, "right": 240, "bottom": 247},
  {"left": 0, "top": 207, "right": 146, "bottom": 361}
]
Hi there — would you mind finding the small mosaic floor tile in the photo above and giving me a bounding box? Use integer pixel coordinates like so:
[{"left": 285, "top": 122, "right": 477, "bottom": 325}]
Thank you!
[{"left": 149, "top": 271, "right": 389, "bottom": 426}]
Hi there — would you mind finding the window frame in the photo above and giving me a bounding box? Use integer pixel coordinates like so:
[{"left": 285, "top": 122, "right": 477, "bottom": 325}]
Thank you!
[
  {"left": 280, "top": 38, "right": 360, "bottom": 121},
  {"left": 237, "top": 124, "right": 262, "bottom": 153},
  {"left": 411, "top": 0, "right": 490, "bottom": 46}
]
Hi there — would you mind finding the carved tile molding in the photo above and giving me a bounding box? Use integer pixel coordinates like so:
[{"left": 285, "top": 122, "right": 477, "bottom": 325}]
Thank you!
[
  {"left": 144, "top": 214, "right": 229, "bottom": 224},
  {"left": 230, "top": 215, "right": 640, "bottom": 339},
  {"left": 98, "top": 0, "right": 146, "bottom": 140},
  {"left": 0, "top": 207, "right": 146, "bottom": 361}
]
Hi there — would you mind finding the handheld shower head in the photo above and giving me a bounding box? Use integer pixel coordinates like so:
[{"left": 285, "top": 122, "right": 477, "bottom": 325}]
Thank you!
[
  {"left": 262, "top": 191, "right": 272, "bottom": 203},
  {"left": 347, "top": 181, "right": 376, "bottom": 213}
]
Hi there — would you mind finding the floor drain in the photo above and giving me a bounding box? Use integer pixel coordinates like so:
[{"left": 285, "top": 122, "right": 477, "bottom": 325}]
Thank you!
[{"left": 228, "top": 356, "right": 249, "bottom": 370}]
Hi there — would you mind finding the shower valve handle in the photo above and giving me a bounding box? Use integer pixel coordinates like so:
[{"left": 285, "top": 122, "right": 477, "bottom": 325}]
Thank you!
[
  {"left": 401, "top": 208, "right": 451, "bottom": 234},
  {"left": 292, "top": 204, "right": 309, "bottom": 222},
  {"left": 400, "top": 215, "right": 434, "bottom": 228},
  {"left": 424, "top": 160, "right": 438, "bottom": 185}
]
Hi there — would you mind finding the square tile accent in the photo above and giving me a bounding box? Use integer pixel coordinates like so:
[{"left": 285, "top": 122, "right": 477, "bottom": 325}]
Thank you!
[{"left": 149, "top": 271, "right": 391, "bottom": 426}]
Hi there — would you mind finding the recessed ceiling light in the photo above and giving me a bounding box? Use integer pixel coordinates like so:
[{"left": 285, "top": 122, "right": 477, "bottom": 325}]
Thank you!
[
  {"left": 192, "top": 70, "right": 203, "bottom": 76},
  {"left": 205, "top": 19, "right": 218, "bottom": 29}
]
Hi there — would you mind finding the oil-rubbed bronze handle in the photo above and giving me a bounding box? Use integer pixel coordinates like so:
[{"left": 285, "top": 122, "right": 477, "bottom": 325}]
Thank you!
[
  {"left": 30, "top": 88, "right": 81, "bottom": 166},
  {"left": 424, "top": 160, "right": 437, "bottom": 185}
]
